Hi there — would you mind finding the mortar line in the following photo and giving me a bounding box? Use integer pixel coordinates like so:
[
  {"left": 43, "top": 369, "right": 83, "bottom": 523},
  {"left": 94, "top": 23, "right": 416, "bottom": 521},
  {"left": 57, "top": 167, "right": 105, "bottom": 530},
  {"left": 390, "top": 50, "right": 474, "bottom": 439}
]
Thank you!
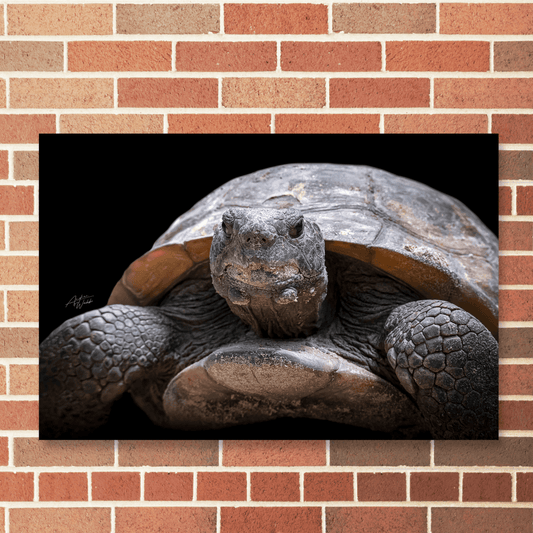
[
  {"left": 111, "top": 506, "right": 116, "bottom": 533},
  {"left": 430, "top": 440, "right": 435, "bottom": 467},
  {"left": 140, "top": 471, "right": 145, "bottom": 501},
  {"left": 217, "top": 506, "right": 221, "bottom": 533},
  {"left": 246, "top": 471, "right": 251, "bottom": 502},
  {"left": 326, "top": 440, "right": 330, "bottom": 466},
  {"left": 322, "top": 506, "right": 326, "bottom": 533},
  {"left": 219, "top": 440, "right": 223, "bottom": 467},
  {"left": 300, "top": 471, "right": 304, "bottom": 502},
  {"left": 459, "top": 472, "right": 463, "bottom": 502},
  {"left": 353, "top": 471, "right": 358, "bottom": 502},
  {"left": 88, "top": 471, "right": 92, "bottom": 502},
  {"left": 114, "top": 440, "right": 118, "bottom": 467},
  {"left": 512, "top": 471, "right": 517, "bottom": 502},
  {"left": 406, "top": 472, "right": 411, "bottom": 502},
  {"left": 271, "top": 112, "right": 275, "bottom": 133},
  {"left": 34, "top": 471, "right": 39, "bottom": 502},
  {"left": 428, "top": 507, "right": 432, "bottom": 533}
]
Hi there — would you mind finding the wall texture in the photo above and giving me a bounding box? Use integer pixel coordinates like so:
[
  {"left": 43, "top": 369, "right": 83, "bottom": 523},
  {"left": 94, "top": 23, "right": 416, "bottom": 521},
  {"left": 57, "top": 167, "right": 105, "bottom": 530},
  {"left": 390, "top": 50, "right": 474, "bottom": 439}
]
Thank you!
[{"left": 1, "top": 1, "right": 532, "bottom": 532}]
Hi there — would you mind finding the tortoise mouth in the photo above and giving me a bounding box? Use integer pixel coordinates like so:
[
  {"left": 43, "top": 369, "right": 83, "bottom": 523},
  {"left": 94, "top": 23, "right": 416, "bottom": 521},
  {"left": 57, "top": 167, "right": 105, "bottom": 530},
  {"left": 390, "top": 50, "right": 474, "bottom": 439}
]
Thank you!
[{"left": 224, "top": 263, "right": 302, "bottom": 289}]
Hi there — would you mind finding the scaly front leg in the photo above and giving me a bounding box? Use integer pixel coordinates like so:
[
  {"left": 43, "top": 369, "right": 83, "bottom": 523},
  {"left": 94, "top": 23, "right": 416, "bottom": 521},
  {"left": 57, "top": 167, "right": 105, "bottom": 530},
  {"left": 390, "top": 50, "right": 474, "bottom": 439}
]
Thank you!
[{"left": 383, "top": 300, "right": 498, "bottom": 439}]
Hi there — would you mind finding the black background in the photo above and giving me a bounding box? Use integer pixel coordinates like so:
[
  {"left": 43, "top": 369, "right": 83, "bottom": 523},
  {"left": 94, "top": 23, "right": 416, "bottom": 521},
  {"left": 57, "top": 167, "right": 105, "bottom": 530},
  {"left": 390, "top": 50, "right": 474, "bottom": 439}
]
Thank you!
[{"left": 39, "top": 133, "right": 498, "bottom": 439}]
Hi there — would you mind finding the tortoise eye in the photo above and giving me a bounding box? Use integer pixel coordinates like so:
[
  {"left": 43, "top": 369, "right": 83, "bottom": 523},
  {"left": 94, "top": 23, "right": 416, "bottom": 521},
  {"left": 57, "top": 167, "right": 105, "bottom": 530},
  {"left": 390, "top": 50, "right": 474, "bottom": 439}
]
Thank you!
[{"left": 289, "top": 218, "right": 304, "bottom": 238}]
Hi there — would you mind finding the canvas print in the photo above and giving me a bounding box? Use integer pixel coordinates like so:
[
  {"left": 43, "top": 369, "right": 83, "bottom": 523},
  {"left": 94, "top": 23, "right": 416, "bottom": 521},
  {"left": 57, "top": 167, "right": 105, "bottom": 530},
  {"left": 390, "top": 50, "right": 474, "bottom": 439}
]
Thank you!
[{"left": 39, "top": 134, "right": 499, "bottom": 440}]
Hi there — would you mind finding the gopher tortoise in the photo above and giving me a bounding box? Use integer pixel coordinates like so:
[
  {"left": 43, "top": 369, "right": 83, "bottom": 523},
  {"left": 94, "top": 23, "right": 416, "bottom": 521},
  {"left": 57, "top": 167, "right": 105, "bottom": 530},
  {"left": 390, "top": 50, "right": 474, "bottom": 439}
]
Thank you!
[{"left": 39, "top": 163, "right": 498, "bottom": 439}]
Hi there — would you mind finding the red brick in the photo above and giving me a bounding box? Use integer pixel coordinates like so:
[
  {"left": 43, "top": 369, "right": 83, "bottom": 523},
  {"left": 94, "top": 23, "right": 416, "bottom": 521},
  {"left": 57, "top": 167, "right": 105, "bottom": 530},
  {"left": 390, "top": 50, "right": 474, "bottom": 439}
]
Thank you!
[
  {"left": 281, "top": 42, "right": 381, "bottom": 71},
  {"left": 495, "top": 42, "right": 533, "bottom": 72},
  {"left": 0, "top": 256, "right": 38, "bottom": 284},
  {"left": 276, "top": 113, "right": 379, "bottom": 133},
  {"left": 500, "top": 222, "right": 533, "bottom": 250},
  {"left": 224, "top": 4, "right": 328, "bottom": 34},
  {"left": 0, "top": 437, "right": 7, "bottom": 465},
  {"left": 223, "top": 78, "right": 325, "bottom": 108},
  {"left": 7, "top": 4, "right": 113, "bottom": 36},
  {"left": 221, "top": 507, "right": 321, "bottom": 533},
  {"left": 327, "top": 507, "right": 426, "bottom": 533},
  {"left": 500, "top": 290, "right": 533, "bottom": 321},
  {"left": 494, "top": 115, "right": 533, "bottom": 144},
  {"left": 500, "top": 328, "right": 533, "bottom": 359},
  {"left": 0, "top": 401, "right": 38, "bottom": 430},
  {"left": 8, "top": 290, "right": 38, "bottom": 322},
  {"left": 500, "top": 256, "right": 533, "bottom": 285},
  {"left": 0, "top": 472, "right": 33, "bottom": 501},
  {"left": 304, "top": 472, "right": 353, "bottom": 501},
  {"left": 410, "top": 472, "right": 459, "bottom": 501},
  {"left": 357, "top": 472, "right": 406, "bottom": 501},
  {"left": 92, "top": 472, "right": 140, "bottom": 501},
  {"left": 15, "top": 438, "right": 114, "bottom": 466},
  {"left": 39, "top": 472, "right": 88, "bottom": 501},
  {"left": 500, "top": 400, "right": 533, "bottom": 430},
  {"left": 13, "top": 151, "right": 38, "bottom": 181},
  {"left": 435, "top": 78, "right": 533, "bottom": 108},
  {"left": 0, "top": 365, "right": 5, "bottom": 394},
  {"left": 0, "top": 115, "right": 55, "bottom": 143},
  {"left": 499, "top": 150, "right": 533, "bottom": 181},
  {"left": 500, "top": 364, "right": 533, "bottom": 395},
  {"left": 118, "top": 78, "right": 218, "bottom": 108},
  {"left": 432, "top": 508, "right": 533, "bottom": 533},
  {"left": 0, "top": 185, "right": 34, "bottom": 215},
  {"left": 250, "top": 472, "right": 299, "bottom": 501},
  {"left": 10, "top": 364, "right": 38, "bottom": 395},
  {"left": 0, "top": 222, "right": 4, "bottom": 249},
  {"left": 145, "top": 472, "right": 193, "bottom": 501},
  {"left": 463, "top": 473, "right": 512, "bottom": 502},
  {"left": 10, "top": 508, "right": 111, "bottom": 533},
  {"left": 118, "top": 440, "right": 218, "bottom": 466},
  {"left": 517, "top": 186, "right": 533, "bottom": 215},
  {"left": 330, "top": 440, "right": 430, "bottom": 466},
  {"left": 330, "top": 78, "right": 430, "bottom": 108},
  {"left": 223, "top": 440, "right": 326, "bottom": 466},
  {"left": 333, "top": 3, "right": 436, "bottom": 34},
  {"left": 435, "top": 437, "right": 533, "bottom": 466},
  {"left": 61, "top": 114, "right": 163, "bottom": 134},
  {"left": 385, "top": 114, "right": 487, "bottom": 133},
  {"left": 440, "top": 4, "right": 533, "bottom": 35},
  {"left": 116, "top": 508, "right": 216, "bottom": 533},
  {"left": 168, "top": 114, "right": 271, "bottom": 133},
  {"left": 10, "top": 221, "right": 39, "bottom": 251},
  {"left": 69, "top": 41, "right": 172, "bottom": 72},
  {"left": 0, "top": 151, "right": 7, "bottom": 179},
  {"left": 387, "top": 41, "right": 489, "bottom": 71},
  {"left": 116, "top": 4, "right": 219, "bottom": 35},
  {"left": 175, "top": 42, "right": 276, "bottom": 71},
  {"left": 499, "top": 186, "right": 512, "bottom": 215},
  {"left": 517, "top": 472, "right": 533, "bottom": 501},
  {"left": 197, "top": 472, "right": 247, "bottom": 501},
  {"left": 11, "top": 79, "right": 113, "bottom": 109}
]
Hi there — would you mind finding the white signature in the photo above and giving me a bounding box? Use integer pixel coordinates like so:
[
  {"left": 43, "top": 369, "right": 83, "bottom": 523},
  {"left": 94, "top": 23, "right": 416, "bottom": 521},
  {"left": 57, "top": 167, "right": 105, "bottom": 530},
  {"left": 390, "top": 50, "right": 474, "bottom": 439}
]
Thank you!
[{"left": 65, "top": 295, "right": 94, "bottom": 309}]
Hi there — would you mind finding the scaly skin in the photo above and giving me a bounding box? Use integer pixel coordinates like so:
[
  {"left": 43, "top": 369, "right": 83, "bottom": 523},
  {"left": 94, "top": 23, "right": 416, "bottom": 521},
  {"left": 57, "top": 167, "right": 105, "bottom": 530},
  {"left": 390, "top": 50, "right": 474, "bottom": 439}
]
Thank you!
[{"left": 384, "top": 299, "right": 498, "bottom": 439}]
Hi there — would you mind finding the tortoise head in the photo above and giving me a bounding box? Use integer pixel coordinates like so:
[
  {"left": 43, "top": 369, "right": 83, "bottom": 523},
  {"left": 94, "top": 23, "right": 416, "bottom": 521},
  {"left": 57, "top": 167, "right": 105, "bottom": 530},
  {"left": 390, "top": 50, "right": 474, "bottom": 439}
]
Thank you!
[{"left": 210, "top": 207, "right": 328, "bottom": 338}]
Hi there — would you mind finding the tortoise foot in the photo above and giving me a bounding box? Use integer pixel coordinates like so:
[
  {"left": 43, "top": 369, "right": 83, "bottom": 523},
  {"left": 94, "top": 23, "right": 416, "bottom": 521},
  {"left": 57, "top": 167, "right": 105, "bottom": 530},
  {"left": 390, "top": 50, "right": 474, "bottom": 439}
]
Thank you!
[
  {"left": 39, "top": 304, "right": 180, "bottom": 438},
  {"left": 384, "top": 300, "right": 498, "bottom": 439},
  {"left": 162, "top": 340, "right": 427, "bottom": 435}
]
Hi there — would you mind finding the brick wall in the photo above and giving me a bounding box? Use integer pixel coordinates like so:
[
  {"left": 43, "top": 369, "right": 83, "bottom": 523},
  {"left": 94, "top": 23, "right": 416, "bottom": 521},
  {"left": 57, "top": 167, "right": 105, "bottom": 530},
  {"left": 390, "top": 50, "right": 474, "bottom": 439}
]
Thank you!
[{"left": 1, "top": 1, "right": 532, "bottom": 532}]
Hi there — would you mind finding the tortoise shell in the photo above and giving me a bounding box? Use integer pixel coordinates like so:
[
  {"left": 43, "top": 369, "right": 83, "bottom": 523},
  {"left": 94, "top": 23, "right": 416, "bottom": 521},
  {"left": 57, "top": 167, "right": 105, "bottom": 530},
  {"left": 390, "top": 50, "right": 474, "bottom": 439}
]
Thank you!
[{"left": 108, "top": 163, "right": 498, "bottom": 338}]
